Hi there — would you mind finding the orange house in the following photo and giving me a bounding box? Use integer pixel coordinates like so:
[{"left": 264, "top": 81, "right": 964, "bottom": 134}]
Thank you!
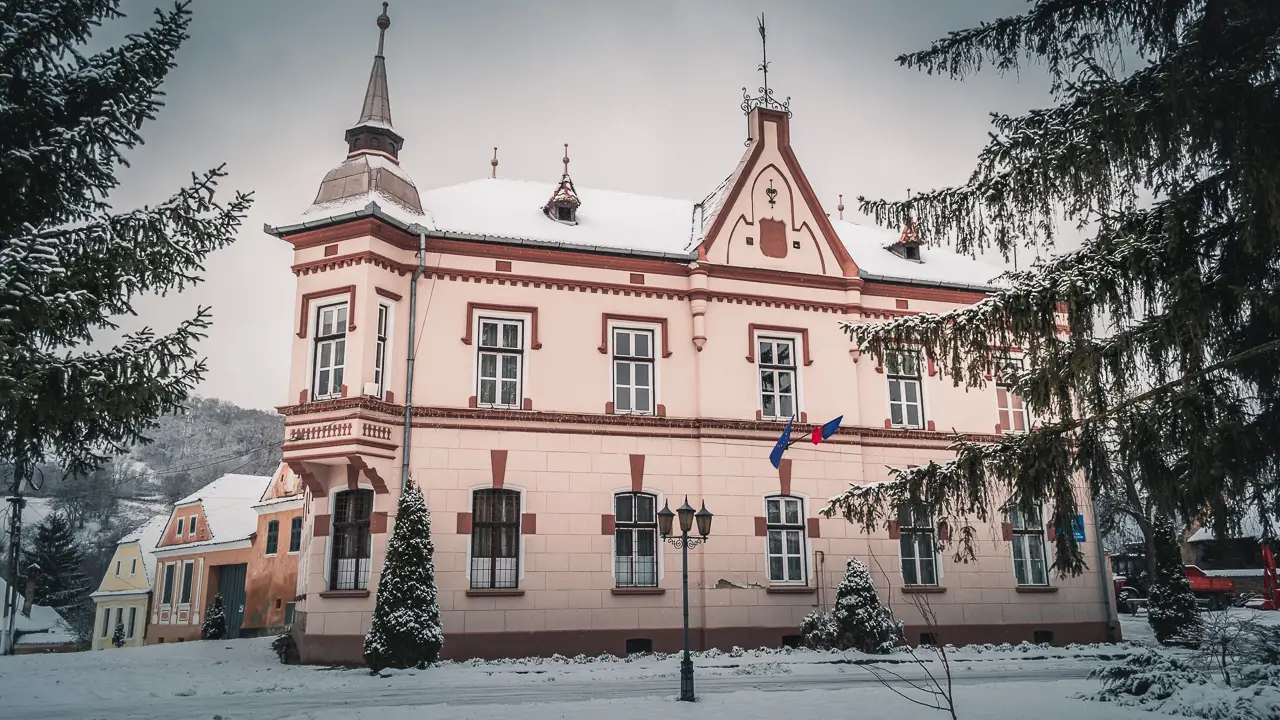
[{"left": 147, "top": 466, "right": 303, "bottom": 643}]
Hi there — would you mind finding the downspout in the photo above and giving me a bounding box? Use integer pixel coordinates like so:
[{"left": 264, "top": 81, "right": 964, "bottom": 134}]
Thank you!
[
  {"left": 1090, "top": 493, "right": 1117, "bottom": 642},
  {"left": 400, "top": 230, "right": 427, "bottom": 490}
]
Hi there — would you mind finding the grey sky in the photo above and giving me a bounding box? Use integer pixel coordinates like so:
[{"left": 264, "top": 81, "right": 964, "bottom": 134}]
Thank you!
[{"left": 102, "top": 0, "right": 1052, "bottom": 411}]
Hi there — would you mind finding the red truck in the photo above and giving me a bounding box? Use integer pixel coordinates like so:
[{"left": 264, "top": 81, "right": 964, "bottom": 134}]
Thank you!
[{"left": 1111, "top": 553, "right": 1235, "bottom": 611}]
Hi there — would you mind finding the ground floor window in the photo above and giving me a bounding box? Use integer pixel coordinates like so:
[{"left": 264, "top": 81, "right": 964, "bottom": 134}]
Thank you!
[{"left": 470, "top": 489, "right": 521, "bottom": 589}]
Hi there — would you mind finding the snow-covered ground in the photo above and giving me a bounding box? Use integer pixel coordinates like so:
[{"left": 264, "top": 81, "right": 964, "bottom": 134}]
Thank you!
[{"left": 0, "top": 609, "right": 1273, "bottom": 720}]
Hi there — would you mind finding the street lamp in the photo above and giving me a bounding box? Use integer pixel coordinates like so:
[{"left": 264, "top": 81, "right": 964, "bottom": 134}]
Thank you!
[{"left": 659, "top": 495, "right": 713, "bottom": 702}]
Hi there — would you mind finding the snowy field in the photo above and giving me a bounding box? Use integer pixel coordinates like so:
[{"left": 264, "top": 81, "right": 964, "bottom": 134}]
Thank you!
[{"left": 0, "top": 610, "right": 1273, "bottom": 719}]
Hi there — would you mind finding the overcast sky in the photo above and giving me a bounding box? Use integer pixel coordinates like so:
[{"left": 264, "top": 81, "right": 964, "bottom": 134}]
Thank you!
[{"left": 100, "top": 0, "right": 1055, "bottom": 411}]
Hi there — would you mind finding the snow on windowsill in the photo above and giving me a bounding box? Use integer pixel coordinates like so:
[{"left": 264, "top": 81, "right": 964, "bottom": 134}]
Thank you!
[
  {"left": 1015, "top": 586, "right": 1059, "bottom": 593},
  {"left": 901, "top": 585, "right": 947, "bottom": 594}
]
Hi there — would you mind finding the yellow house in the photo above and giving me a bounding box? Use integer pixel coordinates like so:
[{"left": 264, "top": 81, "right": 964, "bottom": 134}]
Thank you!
[{"left": 90, "top": 514, "right": 167, "bottom": 650}]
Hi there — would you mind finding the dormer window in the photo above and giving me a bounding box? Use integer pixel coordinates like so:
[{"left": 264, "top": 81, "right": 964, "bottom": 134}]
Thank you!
[
  {"left": 903, "top": 244, "right": 920, "bottom": 261},
  {"left": 555, "top": 204, "right": 575, "bottom": 223},
  {"left": 544, "top": 143, "right": 581, "bottom": 226}
]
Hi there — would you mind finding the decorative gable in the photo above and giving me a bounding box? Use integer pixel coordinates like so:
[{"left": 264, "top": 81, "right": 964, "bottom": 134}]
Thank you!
[{"left": 698, "top": 107, "right": 857, "bottom": 277}]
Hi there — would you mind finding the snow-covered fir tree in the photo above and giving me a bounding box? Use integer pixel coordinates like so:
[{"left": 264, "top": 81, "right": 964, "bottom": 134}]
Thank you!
[
  {"left": 819, "top": 558, "right": 901, "bottom": 654},
  {"left": 364, "top": 478, "right": 444, "bottom": 671},
  {"left": 202, "top": 594, "right": 227, "bottom": 640},
  {"left": 0, "top": 3, "right": 251, "bottom": 498},
  {"left": 111, "top": 616, "right": 126, "bottom": 648},
  {"left": 824, "top": 1, "right": 1280, "bottom": 577},
  {"left": 1147, "top": 515, "right": 1199, "bottom": 645},
  {"left": 22, "top": 514, "right": 89, "bottom": 617}
]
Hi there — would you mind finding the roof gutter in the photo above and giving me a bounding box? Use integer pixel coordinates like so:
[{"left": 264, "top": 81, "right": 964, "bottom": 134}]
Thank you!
[{"left": 855, "top": 270, "right": 998, "bottom": 295}]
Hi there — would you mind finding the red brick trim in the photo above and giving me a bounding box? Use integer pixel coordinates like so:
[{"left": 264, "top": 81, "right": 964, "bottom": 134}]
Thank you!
[
  {"left": 345, "top": 462, "right": 360, "bottom": 491},
  {"left": 895, "top": 299, "right": 909, "bottom": 309},
  {"left": 746, "top": 324, "right": 813, "bottom": 366},
  {"left": 298, "top": 389, "right": 309, "bottom": 404},
  {"left": 313, "top": 514, "right": 330, "bottom": 537},
  {"left": 324, "top": 244, "right": 339, "bottom": 257},
  {"left": 778, "top": 458, "right": 792, "bottom": 496},
  {"left": 927, "top": 420, "right": 937, "bottom": 432},
  {"left": 754, "top": 517, "right": 768, "bottom": 536},
  {"left": 521, "top": 513, "right": 536, "bottom": 535},
  {"left": 522, "top": 398, "right": 533, "bottom": 411},
  {"left": 598, "top": 314, "right": 673, "bottom": 358},
  {"left": 370, "top": 512, "right": 388, "bottom": 534},
  {"left": 495, "top": 260, "right": 512, "bottom": 272},
  {"left": 1016, "top": 586, "right": 1059, "bottom": 594},
  {"left": 601, "top": 514, "right": 615, "bottom": 535},
  {"left": 861, "top": 282, "right": 987, "bottom": 305},
  {"left": 611, "top": 587, "right": 665, "bottom": 595},
  {"left": 462, "top": 302, "right": 542, "bottom": 349},
  {"left": 374, "top": 286, "right": 402, "bottom": 302},
  {"left": 629, "top": 454, "right": 645, "bottom": 493},
  {"left": 888, "top": 520, "right": 901, "bottom": 539},
  {"left": 807, "top": 517, "right": 821, "bottom": 538},
  {"left": 604, "top": 401, "right": 615, "bottom": 414},
  {"left": 656, "top": 404, "right": 666, "bottom": 417},
  {"left": 1047, "top": 525, "right": 1057, "bottom": 541},
  {"left": 490, "top": 449, "right": 507, "bottom": 489},
  {"left": 297, "top": 286, "right": 357, "bottom": 338},
  {"left": 938, "top": 520, "right": 950, "bottom": 542},
  {"left": 1001, "top": 523, "right": 1014, "bottom": 541},
  {"left": 288, "top": 462, "right": 325, "bottom": 498},
  {"left": 629, "top": 273, "right": 644, "bottom": 284},
  {"left": 346, "top": 455, "right": 388, "bottom": 494},
  {"left": 902, "top": 586, "right": 947, "bottom": 594},
  {"left": 456, "top": 512, "right": 473, "bottom": 535}
]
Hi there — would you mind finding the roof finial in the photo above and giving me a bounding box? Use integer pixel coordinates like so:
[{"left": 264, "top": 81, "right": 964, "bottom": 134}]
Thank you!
[
  {"left": 837, "top": 194, "right": 845, "bottom": 221},
  {"left": 741, "top": 13, "right": 791, "bottom": 119},
  {"left": 562, "top": 143, "right": 570, "bottom": 177},
  {"left": 491, "top": 146, "right": 499, "bottom": 179},
  {"left": 376, "top": 2, "right": 390, "bottom": 57}
]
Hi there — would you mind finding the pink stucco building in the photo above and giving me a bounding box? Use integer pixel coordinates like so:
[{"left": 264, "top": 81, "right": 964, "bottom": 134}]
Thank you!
[{"left": 267, "top": 8, "right": 1116, "bottom": 664}]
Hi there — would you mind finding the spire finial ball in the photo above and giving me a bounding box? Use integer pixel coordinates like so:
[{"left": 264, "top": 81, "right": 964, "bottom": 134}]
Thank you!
[{"left": 377, "top": 2, "right": 391, "bottom": 30}]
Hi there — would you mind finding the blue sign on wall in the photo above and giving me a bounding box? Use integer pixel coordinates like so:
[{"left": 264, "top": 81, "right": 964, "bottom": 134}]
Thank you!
[{"left": 1056, "top": 515, "right": 1086, "bottom": 542}]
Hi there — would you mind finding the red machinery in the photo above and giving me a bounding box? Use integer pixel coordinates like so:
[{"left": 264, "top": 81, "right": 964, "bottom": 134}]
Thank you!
[{"left": 1263, "top": 544, "right": 1277, "bottom": 611}]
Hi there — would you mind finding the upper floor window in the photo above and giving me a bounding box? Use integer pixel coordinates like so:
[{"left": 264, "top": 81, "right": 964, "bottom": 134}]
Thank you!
[
  {"left": 312, "top": 302, "right": 348, "bottom": 400},
  {"left": 766, "top": 496, "right": 807, "bottom": 583},
  {"left": 176, "top": 517, "right": 185, "bottom": 537},
  {"left": 470, "top": 489, "right": 520, "bottom": 589},
  {"left": 887, "top": 350, "right": 923, "bottom": 429},
  {"left": 614, "top": 492, "right": 658, "bottom": 587},
  {"left": 373, "top": 304, "right": 390, "bottom": 399},
  {"left": 555, "top": 204, "right": 576, "bottom": 223},
  {"left": 115, "top": 560, "right": 121, "bottom": 576},
  {"left": 758, "top": 337, "right": 796, "bottom": 420},
  {"left": 477, "top": 318, "right": 523, "bottom": 408},
  {"left": 289, "top": 516, "right": 303, "bottom": 553},
  {"left": 265, "top": 520, "right": 280, "bottom": 555},
  {"left": 189, "top": 516, "right": 198, "bottom": 537},
  {"left": 996, "top": 357, "right": 1030, "bottom": 433},
  {"left": 330, "top": 489, "right": 373, "bottom": 591},
  {"left": 613, "top": 328, "right": 654, "bottom": 414},
  {"left": 898, "top": 504, "right": 938, "bottom": 586},
  {"left": 1009, "top": 504, "right": 1048, "bottom": 586},
  {"left": 130, "top": 558, "right": 136, "bottom": 575}
]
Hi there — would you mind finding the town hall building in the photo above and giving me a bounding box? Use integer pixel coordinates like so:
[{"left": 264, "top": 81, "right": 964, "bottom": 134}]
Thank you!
[{"left": 267, "top": 5, "right": 1116, "bottom": 664}]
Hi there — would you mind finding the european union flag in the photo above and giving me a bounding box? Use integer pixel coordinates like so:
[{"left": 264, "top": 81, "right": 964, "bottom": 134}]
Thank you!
[{"left": 769, "top": 417, "right": 793, "bottom": 469}]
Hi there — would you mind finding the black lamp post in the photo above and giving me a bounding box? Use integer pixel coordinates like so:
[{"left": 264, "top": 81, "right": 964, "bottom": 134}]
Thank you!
[{"left": 658, "top": 495, "right": 713, "bottom": 702}]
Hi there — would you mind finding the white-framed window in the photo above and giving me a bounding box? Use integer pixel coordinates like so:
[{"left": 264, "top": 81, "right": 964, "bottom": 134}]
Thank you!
[
  {"left": 130, "top": 558, "right": 136, "bottom": 575},
  {"left": 161, "top": 563, "right": 174, "bottom": 604},
  {"left": 996, "top": 356, "right": 1030, "bottom": 433},
  {"left": 614, "top": 492, "right": 658, "bottom": 587},
  {"left": 476, "top": 317, "right": 523, "bottom": 408},
  {"left": 115, "top": 560, "right": 121, "bottom": 576},
  {"left": 765, "top": 496, "right": 807, "bottom": 583},
  {"left": 898, "top": 504, "right": 938, "bottom": 586},
  {"left": 188, "top": 515, "right": 198, "bottom": 537},
  {"left": 127, "top": 607, "right": 137, "bottom": 638},
  {"left": 373, "top": 303, "right": 390, "bottom": 399},
  {"left": 887, "top": 350, "right": 924, "bottom": 429},
  {"left": 1010, "top": 504, "right": 1048, "bottom": 586},
  {"left": 758, "top": 337, "right": 797, "bottom": 420},
  {"left": 312, "top": 302, "right": 348, "bottom": 400},
  {"left": 265, "top": 519, "right": 280, "bottom": 555},
  {"left": 176, "top": 517, "right": 185, "bottom": 537},
  {"left": 179, "top": 561, "right": 194, "bottom": 605},
  {"left": 612, "top": 328, "right": 655, "bottom": 414},
  {"left": 289, "top": 516, "right": 303, "bottom": 553},
  {"left": 101, "top": 608, "right": 111, "bottom": 638},
  {"left": 470, "top": 488, "right": 522, "bottom": 589}
]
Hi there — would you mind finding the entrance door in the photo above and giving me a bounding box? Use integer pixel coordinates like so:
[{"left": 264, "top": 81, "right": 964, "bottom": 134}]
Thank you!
[{"left": 218, "top": 563, "right": 248, "bottom": 639}]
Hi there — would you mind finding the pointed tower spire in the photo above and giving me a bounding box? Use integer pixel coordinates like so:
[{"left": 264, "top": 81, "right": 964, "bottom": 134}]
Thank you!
[
  {"left": 491, "top": 147, "right": 499, "bottom": 178},
  {"left": 345, "top": 2, "right": 405, "bottom": 161},
  {"left": 544, "top": 143, "right": 581, "bottom": 224},
  {"left": 837, "top": 194, "right": 845, "bottom": 221}
]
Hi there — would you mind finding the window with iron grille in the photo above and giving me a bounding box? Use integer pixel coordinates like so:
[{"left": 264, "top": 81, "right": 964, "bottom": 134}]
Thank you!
[
  {"left": 758, "top": 337, "right": 797, "bottom": 420},
  {"left": 312, "top": 302, "right": 348, "bottom": 399},
  {"left": 265, "top": 520, "right": 279, "bottom": 555},
  {"left": 289, "top": 516, "right": 303, "bottom": 553},
  {"left": 899, "top": 504, "right": 938, "bottom": 585},
  {"left": 613, "top": 328, "right": 654, "bottom": 414},
  {"left": 373, "top": 304, "right": 390, "bottom": 398},
  {"left": 1009, "top": 504, "right": 1048, "bottom": 586},
  {"left": 766, "top": 496, "right": 807, "bottom": 583},
  {"left": 887, "top": 350, "right": 924, "bottom": 428},
  {"left": 996, "top": 356, "right": 1030, "bottom": 433},
  {"left": 470, "top": 489, "right": 521, "bottom": 589},
  {"left": 476, "top": 318, "right": 523, "bottom": 408},
  {"left": 614, "top": 492, "right": 658, "bottom": 587},
  {"left": 330, "top": 489, "right": 373, "bottom": 591}
]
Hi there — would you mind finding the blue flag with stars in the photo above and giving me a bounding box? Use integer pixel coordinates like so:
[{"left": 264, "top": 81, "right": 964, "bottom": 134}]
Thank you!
[{"left": 769, "top": 417, "right": 793, "bottom": 469}]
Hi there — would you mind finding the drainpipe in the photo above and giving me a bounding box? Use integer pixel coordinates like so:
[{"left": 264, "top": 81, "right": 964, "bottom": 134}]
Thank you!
[
  {"left": 400, "top": 230, "right": 427, "bottom": 490},
  {"left": 1090, "top": 494, "right": 1117, "bottom": 642}
]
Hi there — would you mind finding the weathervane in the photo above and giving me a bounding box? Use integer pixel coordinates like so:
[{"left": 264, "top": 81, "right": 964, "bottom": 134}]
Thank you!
[{"left": 741, "top": 13, "right": 792, "bottom": 118}]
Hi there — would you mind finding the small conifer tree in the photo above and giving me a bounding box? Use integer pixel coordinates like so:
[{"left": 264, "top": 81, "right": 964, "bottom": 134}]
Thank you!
[
  {"left": 202, "top": 593, "right": 227, "bottom": 640},
  {"left": 829, "top": 557, "right": 902, "bottom": 654},
  {"left": 363, "top": 478, "right": 444, "bottom": 671},
  {"left": 1147, "top": 514, "right": 1199, "bottom": 645},
  {"left": 111, "top": 615, "right": 126, "bottom": 648}
]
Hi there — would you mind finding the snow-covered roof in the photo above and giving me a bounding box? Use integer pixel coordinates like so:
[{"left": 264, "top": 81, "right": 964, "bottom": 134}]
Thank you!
[
  {"left": 831, "top": 219, "right": 1007, "bottom": 291},
  {"left": 119, "top": 513, "right": 169, "bottom": 585},
  {"left": 169, "top": 474, "right": 272, "bottom": 550},
  {"left": 0, "top": 577, "right": 75, "bottom": 646},
  {"left": 1188, "top": 508, "right": 1266, "bottom": 543}
]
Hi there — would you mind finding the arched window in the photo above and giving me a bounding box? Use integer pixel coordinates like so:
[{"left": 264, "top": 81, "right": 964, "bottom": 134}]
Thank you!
[
  {"left": 470, "top": 489, "right": 520, "bottom": 589},
  {"left": 331, "top": 489, "right": 373, "bottom": 590},
  {"left": 765, "top": 495, "right": 806, "bottom": 583},
  {"left": 614, "top": 492, "right": 658, "bottom": 587},
  {"left": 265, "top": 520, "right": 280, "bottom": 555}
]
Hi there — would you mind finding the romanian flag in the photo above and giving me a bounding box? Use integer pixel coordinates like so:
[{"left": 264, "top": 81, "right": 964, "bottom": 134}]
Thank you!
[{"left": 811, "top": 415, "right": 843, "bottom": 444}]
